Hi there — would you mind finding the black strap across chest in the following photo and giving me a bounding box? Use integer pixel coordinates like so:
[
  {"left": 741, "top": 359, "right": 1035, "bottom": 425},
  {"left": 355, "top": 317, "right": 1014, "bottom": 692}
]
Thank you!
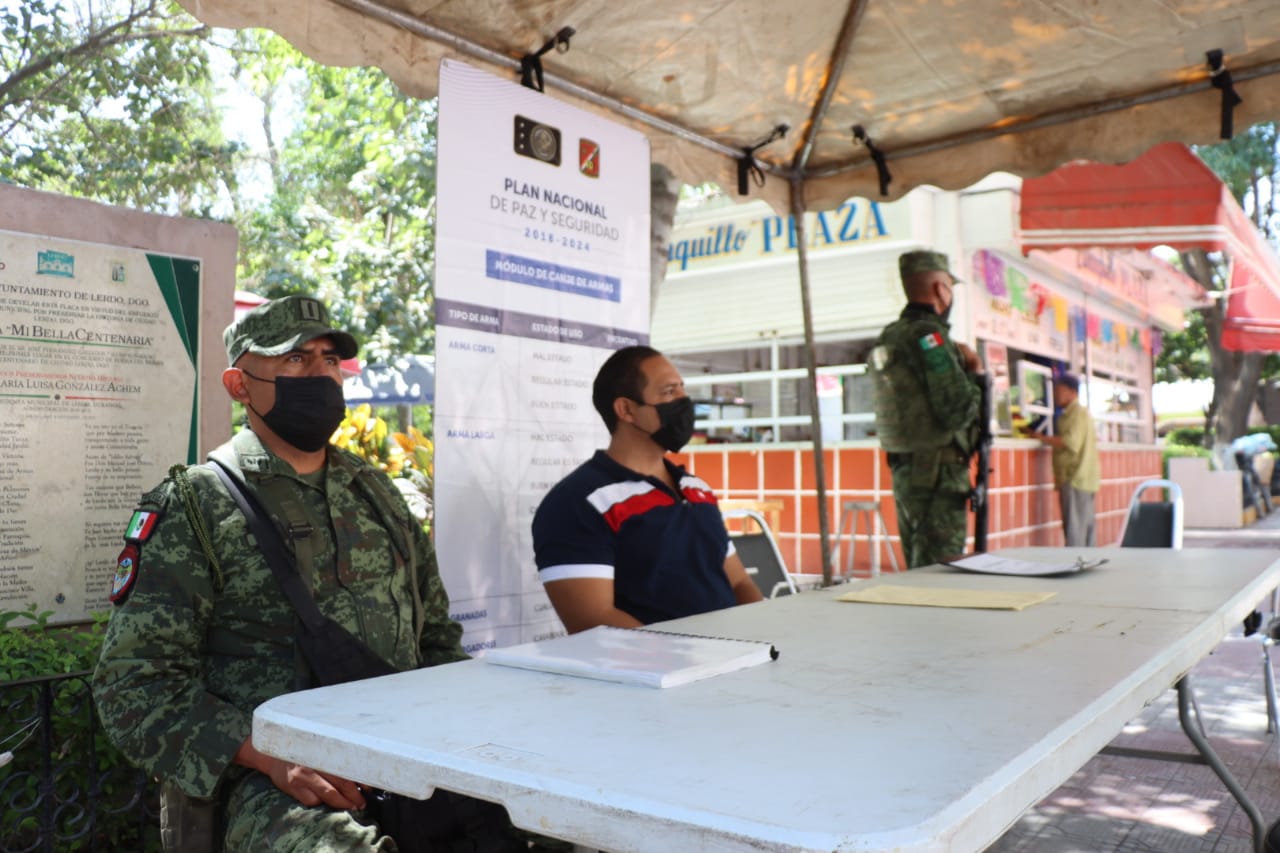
[{"left": 207, "top": 459, "right": 397, "bottom": 685}]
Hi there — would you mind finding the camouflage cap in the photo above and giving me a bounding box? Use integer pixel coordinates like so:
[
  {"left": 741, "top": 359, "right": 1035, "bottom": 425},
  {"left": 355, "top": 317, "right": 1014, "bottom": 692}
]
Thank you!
[
  {"left": 223, "top": 294, "right": 358, "bottom": 365},
  {"left": 899, "top": 250, "right": 961, "bottom": 283}
]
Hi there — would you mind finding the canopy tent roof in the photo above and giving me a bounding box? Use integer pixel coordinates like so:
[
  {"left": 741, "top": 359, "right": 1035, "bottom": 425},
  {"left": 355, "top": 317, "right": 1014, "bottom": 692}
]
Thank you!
[
  {"left": 178, "top": 0, "right": 1280, "bottom": 211},
  {"left": 194, "top": 1, "right": 1280, "bottom": 576},
  {"left": 1020, "top": 142, "right": 1280, "bottom": 352}
]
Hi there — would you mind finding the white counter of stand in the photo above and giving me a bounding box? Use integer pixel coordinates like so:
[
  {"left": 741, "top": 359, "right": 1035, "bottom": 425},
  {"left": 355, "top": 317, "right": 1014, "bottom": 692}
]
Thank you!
[{"left": 254, "top": 547, "right": 1280, "bottom": 853}]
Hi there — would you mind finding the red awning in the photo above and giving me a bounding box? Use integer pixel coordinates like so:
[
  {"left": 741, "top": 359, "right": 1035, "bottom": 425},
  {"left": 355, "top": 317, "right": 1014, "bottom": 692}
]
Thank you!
[
  {"left": 233, "top": 289, "right": 268, "bottom": 318},
  {"left": 1020, "top": 143, "right": 1280, "bottom": 352}
]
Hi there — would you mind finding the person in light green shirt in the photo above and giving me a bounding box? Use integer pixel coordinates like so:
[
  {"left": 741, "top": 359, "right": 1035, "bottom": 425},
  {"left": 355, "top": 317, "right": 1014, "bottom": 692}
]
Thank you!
[{"left": 1035, "top": 373, "right": 1100, "bottom": 546}]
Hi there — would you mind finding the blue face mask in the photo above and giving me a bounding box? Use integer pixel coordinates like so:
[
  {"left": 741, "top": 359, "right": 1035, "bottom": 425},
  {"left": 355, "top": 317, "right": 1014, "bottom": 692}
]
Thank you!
[{"left": 243, "top": 372, "right": 346, "bottom": 452}]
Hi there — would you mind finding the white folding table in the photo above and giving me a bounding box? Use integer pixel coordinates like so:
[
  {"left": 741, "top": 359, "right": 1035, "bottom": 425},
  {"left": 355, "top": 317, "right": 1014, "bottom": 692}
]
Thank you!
[{"left": 253, "top": 547, "right": 1280, "bottom": 852}]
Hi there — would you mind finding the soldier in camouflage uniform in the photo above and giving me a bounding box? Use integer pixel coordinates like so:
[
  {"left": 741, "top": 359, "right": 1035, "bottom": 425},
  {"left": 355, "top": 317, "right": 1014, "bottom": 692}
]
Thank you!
[
  {"left": 92, "top": 295, "right": 470, "bottom": 852},
  {"left": 868, "top": 251, "right": 985, "bottom": 568}
]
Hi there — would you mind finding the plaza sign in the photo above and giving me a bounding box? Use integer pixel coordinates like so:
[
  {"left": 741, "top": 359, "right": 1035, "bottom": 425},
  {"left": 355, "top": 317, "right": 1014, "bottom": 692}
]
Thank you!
[{"left": 667, "top": 198, "right": 894, "bottom": 272}]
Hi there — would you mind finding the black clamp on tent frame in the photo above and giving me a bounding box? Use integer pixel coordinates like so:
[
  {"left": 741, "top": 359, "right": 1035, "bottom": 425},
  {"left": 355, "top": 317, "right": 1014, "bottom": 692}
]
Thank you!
[
  {"left": 736, "top": 124, "right": 789, "bottom": 196},
  {"left": 852, "top": 125, "right": 892, "bottom": 197},
  {"left": 1206, "top": 49, "right": 1243, "bottom": 140},
  {"left": 521, "top": 27, "right": 576, "bottom": 93}
]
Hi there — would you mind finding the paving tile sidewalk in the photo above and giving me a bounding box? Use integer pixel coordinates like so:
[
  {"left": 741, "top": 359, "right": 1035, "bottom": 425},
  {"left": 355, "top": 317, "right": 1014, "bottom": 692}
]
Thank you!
[{"left": 987, "top": 514, "right": 1280, "bottom": 852}]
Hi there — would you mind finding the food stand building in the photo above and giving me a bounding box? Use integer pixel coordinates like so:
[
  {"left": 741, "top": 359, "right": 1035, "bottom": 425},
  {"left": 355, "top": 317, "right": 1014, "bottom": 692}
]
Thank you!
[{"left": 654, "top": 171, "right": 1204, "bottom": 578}]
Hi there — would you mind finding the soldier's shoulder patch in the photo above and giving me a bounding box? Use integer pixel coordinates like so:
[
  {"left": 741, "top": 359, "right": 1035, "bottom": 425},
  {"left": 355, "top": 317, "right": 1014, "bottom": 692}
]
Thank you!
[
  {"left": 139, "top": 484, "right": 169, "bottom": 506},
  {"left": 123, "top": 509, "right": 161, "bottom": 544},
  {"left": 919, "top": 330, "right": 952, "bottom": 372},
  {"left": 110, "top": 543, "right": 139, "bottom": 605},
  {"left": 918, "top": 331, "right": 944, "bottom": 350}
]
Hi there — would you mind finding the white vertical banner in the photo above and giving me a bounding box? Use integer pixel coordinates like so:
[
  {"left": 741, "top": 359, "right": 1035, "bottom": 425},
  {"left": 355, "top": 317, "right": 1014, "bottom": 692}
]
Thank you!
[{"left": 435, "top": 60, "right": 651, "bottom": 653}]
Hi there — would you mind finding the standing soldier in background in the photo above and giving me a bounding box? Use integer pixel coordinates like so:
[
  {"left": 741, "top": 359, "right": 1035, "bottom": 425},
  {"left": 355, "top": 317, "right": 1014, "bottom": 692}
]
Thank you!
[{"left": 868, "top": 251, "right": 985, "bottom": 567}]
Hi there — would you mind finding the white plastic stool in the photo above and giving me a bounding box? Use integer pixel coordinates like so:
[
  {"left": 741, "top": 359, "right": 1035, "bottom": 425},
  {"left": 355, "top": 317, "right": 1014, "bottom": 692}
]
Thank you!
[{"left": 834, "top": 500, "right": 900, "bottom": 579}]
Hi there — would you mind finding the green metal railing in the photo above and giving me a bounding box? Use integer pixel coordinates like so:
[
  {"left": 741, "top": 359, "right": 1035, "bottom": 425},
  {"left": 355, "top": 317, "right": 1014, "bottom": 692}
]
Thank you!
[{"left": 0, "top": 669, "right": 158, "bottom": 852}]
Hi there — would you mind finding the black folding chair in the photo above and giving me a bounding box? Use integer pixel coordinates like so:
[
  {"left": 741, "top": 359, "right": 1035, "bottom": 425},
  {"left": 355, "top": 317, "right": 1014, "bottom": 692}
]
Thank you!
[
  {"left": 1117, "top": 478, "right": 1184, "bottom": 548},
  {"left": 722, "top": 509, "right": 797, "bottom": 598}
]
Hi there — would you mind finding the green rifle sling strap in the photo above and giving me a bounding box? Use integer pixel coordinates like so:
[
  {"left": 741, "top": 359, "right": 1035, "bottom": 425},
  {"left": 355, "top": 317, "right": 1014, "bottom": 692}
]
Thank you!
[{"left": 169, "top": 464, "right": 226, "bottom": 592}]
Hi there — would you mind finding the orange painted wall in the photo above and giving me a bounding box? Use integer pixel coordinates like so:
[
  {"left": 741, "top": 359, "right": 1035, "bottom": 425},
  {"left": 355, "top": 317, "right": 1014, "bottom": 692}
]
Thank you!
[{"left": 673, "top": 441, "right": 1162, "bottom": 577}]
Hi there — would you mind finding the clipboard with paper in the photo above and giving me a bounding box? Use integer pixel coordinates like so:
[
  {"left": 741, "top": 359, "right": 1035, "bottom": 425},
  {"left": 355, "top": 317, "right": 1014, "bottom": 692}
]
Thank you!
[{"left": 943, "top": 552, "right": 1109, "bottom": 577}]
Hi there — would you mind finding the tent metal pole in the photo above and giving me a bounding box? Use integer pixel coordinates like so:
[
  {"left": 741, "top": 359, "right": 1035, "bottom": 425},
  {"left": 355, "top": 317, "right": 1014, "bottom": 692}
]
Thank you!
[
  {"left": 790, "top": 177, "right": 835, "bottom": 585},
  {"left": 793, "top": 0, "right": 870, "bottom": 171},
  {"left": 778, "top": 0, "right": 865, "bottom": 586}
]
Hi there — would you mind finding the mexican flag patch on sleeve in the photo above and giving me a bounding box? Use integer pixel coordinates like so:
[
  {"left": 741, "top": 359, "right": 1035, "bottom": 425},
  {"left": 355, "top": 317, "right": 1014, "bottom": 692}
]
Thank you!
[
  {"left": 918, "top": 332, "right": 944, "bottom": 350},
  {"left": 123, "top": 510, "right": 160, "bottom": 544}
]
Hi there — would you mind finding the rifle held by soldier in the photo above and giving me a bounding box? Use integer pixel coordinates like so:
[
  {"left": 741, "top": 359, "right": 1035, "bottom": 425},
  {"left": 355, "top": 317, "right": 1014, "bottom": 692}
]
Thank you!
[{"left": 971, "top": 372, "right": 994, "bottom": 553}]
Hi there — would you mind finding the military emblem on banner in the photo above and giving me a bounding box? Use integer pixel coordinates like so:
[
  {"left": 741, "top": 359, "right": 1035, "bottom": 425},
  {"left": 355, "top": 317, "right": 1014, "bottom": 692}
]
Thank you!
[{"left": 579, "top": 138, "right": 600, "bottom": 178}]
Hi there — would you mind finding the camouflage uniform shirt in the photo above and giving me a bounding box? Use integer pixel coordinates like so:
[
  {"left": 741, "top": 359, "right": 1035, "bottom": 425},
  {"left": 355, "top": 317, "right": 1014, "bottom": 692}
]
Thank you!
[{"left": 92, "top": 428, "right": 466, "bottom": 800}]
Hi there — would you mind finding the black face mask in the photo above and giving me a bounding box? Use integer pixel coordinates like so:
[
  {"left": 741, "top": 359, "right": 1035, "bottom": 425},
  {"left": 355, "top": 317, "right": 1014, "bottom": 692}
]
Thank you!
[
  {"left": 633, "top": 395, "right": 696, "bottom": 453},
  {"left": 243, "top": 372, "right": 346, "bottom": 452}
]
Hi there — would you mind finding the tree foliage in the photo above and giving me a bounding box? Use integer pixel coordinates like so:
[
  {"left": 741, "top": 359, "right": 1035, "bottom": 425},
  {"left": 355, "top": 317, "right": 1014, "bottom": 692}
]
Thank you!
[
  {"left": 233, "top": 33, "right": 439, "bottom": 362},
  {"left": 0, "top": 0, "right": 238, "bottom": 215},
  {"left": 1153, "top": 309, "right": 1210, "bottom": 383},
  {"left": 1198, "top": 123, "right": 1280, "bottom": 233},
  {"left": 0, "top": 606, "right": 157, "bottom": 850},
  {"left": 0, "top": 6, "right": 439, "bottom": 363},
  {"left": 1156, "top": 125, "right": 1280, "bottom": 448}
]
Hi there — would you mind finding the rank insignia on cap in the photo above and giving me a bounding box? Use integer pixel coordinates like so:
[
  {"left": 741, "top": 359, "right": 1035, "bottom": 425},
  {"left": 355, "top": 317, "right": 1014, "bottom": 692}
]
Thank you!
[
  {"left": 918, "top": 332, "right": 944, "bottom": 350},
  {"left": 110, "top": 544, "right": 139, "bottom": 604},
  {"left": 123, "top": 510, "right": 159, "bottom": 544}
]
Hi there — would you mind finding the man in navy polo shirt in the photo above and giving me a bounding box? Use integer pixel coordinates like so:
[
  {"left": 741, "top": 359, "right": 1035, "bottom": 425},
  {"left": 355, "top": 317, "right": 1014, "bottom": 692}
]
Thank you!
[{"left": 532, "top": 345, "right": 763, "bottom": 633}]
